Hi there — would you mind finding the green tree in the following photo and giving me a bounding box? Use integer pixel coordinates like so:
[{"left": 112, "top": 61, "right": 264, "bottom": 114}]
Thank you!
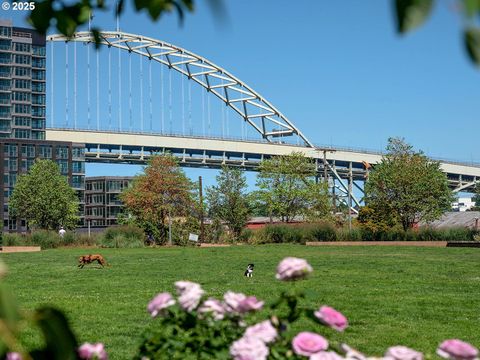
[
  {"left": 206, "top": 166, "right": 251, "bottom": 240},
  {"left": 472, "top": 182, "right": 480, "bottom": 210},
  {"left": 365, "top": 137, "right": 454, "bottom": 230},
  {"left": 256, "top": 152, "right": 331, "bottom": 222},
  {"left": 9, "top": 159, "right": 79, "bottom": 230},
  {"left": 119, "top": 154, "right": 195, "bottom": 244}
]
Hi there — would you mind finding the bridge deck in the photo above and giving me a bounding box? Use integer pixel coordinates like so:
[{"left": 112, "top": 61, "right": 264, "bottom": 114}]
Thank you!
[{"left": 46, "top": 129, "right": 480, "bottom": 193}]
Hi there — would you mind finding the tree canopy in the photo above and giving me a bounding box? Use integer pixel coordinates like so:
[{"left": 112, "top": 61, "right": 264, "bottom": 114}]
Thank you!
[
  {"left": 256, "top": 152, "right": 331, "bottom": 222},
  {"left": 364, "top": 137, "right": 454, "bottom": 230},
  {"left": 120, "top": 154, "right": 195, "bottom": 244},
  {"left": 206, "top": 166, "right": 251, "bottom": 240},
  {"left": 9, "top": 159, "right": 79, "bottom": 230}
]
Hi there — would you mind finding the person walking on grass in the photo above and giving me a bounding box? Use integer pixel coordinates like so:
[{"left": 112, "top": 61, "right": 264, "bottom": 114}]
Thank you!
[{"left": 59, "top": 226, "right": 66, "bottom": 238}]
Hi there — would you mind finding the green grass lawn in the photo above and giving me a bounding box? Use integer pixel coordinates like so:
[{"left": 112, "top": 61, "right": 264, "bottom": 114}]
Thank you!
[{"left": 1, "top": 245, "right": 480, "bottom": 359}]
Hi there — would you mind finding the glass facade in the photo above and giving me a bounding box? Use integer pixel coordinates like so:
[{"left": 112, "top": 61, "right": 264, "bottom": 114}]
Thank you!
[
  {"left": 1, "top": 140, "right": 86, "bottom": 232},
  {"left": 85, "top": 177, "right": 133, "bottom": 227},
  {"left": 0, "top": 20, "right": 46, "bottom": 140}
]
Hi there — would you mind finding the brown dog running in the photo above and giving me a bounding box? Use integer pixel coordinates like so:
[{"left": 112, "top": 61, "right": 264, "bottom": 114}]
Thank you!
[{"left": 78, "top": 254, "right": 108, "bottom": 268}]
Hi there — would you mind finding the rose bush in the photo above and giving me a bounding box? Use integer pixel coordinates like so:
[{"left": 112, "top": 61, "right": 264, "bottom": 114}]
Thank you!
[{"left": 0, "top": 257, "right": 478, "bottom": 360}]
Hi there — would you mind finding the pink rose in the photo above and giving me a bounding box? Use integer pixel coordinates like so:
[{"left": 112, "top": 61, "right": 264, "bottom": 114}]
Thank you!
[
  {"left": 314, "top": 306, "right": 348, "bottom": 332},
  {"left": 292, "top": 332, "right": 328, "bottom": 357},
  {"left": 175, "top": 281, "right": 204, "bottom": 312},
  {"left": 276, "top": 257, "right": 313, "bottom": 281},
  {"left": 244, "top": 320, "right": 277, "bottom": 344},
  {"left": 224, "top": 291, "right": 247, "bottom": 313},
  {"left": 198, "top": 298, "right": 226, "bottom": 320},
  {"left": 147, "top": 292, "right": 175, "bottom": 317},
  {"left": 310, "top": 351, "right": 344, "bottom": 360},
  {"left": 6, "top": 353, "right": 22, "bottom": 360},
  {"left": 385, "top": 346, "right": 423, "bottom": 360},
  {"left": 437, "top": 339, "right": 478, "bottom": 360},
  {"left": 238, "top": 296, "right": 264, "bottom": 313},
  {"left": 230, "top": 336, "right": 269, "bottom": 360},
  {"left": 78, "top": 343, "right": 108, "bottom": 360}
]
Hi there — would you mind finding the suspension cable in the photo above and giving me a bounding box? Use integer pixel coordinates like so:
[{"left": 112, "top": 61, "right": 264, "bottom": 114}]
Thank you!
[
  {"left": 140, "top": 55, "right": 144, "bottom": 132},
  {"left": 108, "top": 46, "right": 112, "bottom": 130},
  {"left": 181, "top": 66, "right": 185, "bottom": 135},
  {"left": 96, "top": 48, "right": 100, "bottom": 131},
  {"left": 128, "top": 52, "right": 132, "bottom": 131},
  {"left": 207, "top": 93, "right": 211, "bottom": 136},
  {"left": 160, "top": 64, "right": 164, "bottom": 133},
  {"left": 149, "top": 59, "right": 152, "bottom": 132},
  {"left": 87, "top": 41, "right": 91, "bottom": 129},
  {"left": 188, "top": 79, "right": 192, "bottom": 135},
  {"left": 169, "top": 69, "right": 172, "bottom": 134},
  {"left": 65, "top": 42, "right": 69, "bottom": 128},
  {"left": 221, "top": 79, "right": 225, "bottom": 138},
  {"left": 73, "top": 41, "right": 77, "bottom": 129},
  {"left": 118, "top": 47, "right": 122, "bottom": 131},
  {"left": 202, "top": 87, "right": 205, "bottom": 136}
]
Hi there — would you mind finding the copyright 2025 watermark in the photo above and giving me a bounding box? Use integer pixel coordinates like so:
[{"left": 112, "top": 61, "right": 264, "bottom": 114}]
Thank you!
[{"left": 1, "top": 2, "right": 36, "bottom": 11}]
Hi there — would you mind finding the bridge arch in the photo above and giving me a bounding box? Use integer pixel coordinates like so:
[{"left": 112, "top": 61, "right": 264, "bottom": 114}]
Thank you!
[{"left": 47, "top": 31, "right": 314, "bottom": 147}]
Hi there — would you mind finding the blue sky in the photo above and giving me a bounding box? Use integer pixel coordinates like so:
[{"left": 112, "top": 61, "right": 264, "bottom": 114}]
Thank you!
[{"left": 3, "top": 1, "right": 479, "bottom": 188}]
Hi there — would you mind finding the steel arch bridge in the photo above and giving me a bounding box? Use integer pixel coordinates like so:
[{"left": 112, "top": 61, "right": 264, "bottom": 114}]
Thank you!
[{"left": 45, "top": 31, "right": 480, "bottom": 211}]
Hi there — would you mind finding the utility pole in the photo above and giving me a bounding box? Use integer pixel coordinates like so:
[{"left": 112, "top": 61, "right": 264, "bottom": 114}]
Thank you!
[{"left": 199, "top": 176, "right": 204, "bottom": 243}]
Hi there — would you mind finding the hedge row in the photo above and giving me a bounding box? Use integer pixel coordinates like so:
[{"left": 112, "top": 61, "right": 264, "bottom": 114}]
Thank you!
[{"left": 247, "top": 223, "right": 479, "bottom": 244}]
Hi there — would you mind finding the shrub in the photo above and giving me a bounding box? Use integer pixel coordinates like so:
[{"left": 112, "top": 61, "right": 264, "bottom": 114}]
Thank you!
[
  {"left": 336, "top": 227, "right": 362, "bottom": 241},
  {"left": 253, "top": 224, "right": 305, "bottom": 244},
  {"left": 306, "top": 222, "right": 337, "bottom": 242},
  {"left": 30, "top": 230, "right": 61, "bottom": 249},
  {"left": 238, "top": 228, "right": 253, "bottom": 243},
  {"left": 100, "top": 225, "right": 145, "bottom": 248},
  {"left": 100, "top": 233, "right": 144, "bottom": 248}
]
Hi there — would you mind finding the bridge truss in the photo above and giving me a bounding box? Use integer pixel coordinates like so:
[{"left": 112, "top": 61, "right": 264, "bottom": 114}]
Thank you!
[{"left": 46, "top": 32, "right": 480, "bottom": 213}]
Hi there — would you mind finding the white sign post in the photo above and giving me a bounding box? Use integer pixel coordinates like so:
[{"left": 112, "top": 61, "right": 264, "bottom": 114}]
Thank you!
[{"left": 188, "top": 233, "right": 199, "bottom": 242}]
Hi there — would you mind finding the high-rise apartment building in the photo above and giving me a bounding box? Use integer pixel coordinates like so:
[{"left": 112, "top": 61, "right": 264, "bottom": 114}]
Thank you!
[
  {"left": 0, "top": 20, "right": 86, "bottom": 232},
  {"left": 0, "top": 19, "right": 46, "bottom": 140}
]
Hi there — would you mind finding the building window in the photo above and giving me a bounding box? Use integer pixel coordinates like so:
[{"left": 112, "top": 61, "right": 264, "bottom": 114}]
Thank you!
[
  {"left": 0, "top": 92, "right": 10, "bottom": 104},
  {"left": 13, "top": 116, "right": 30, "bottom": 127},
  {"left": 0, "top": 40, "right": 11, "bottom": 51},
  {"left": 32, "top": 94, "right": 45, "bottom": 105},
  {"left": 0, "top": 53, "right": 11, "bottom": 64},
  {"left": 72, "top": 175, "right": 85, "bottom": 189},
  {"left": 32, "top": 46, "right": 45, "bottom": 56},
  {"left": 14, "top": 43, "right": 31, "bottom": 53},
  {"left": 32, "top": 58, "right": 45, "bottom": 68},
  {"left": 31, "top": 82, "right": 45, "bottom": 92},
  {"left": 72, "top": 147, "right": 85, "bottom": 158},
  {"left": 31, "top": 131, "right": 45, "bottom": 140},
  {"left": 14, "top": 67, "right": 30, "bottom": 77},
  {"left": 21, "top": 145, "right": 35, "bottom": 158},
  {"left": 0, "top": 26, "right": 12, "bottom": 37},
  {"left": 31, "top": 119, "right": 44, "bottom": 129},
  {"left": 56, "top": 146, "right": 69, "bottom": 159},
  {"left": 72, "top": 161, "right": 84, "bottom": 173},
  {"left": 14, "top": 54, "right": 30, "bottom": 65},
  {"left": 56, "top": 159, "right": 68, "bottom": 174},
  {"left": 13, "top": 129, "right": 30, "bottom": 138},
  {"left": 31, "top": 106, "right": 45, "bottom": 117},
  {"left": 14, "top": 79, "right": 30, "bottom": 89},
  {"left": 38, "top": 145, "right": 52, "bottom": 158},
  {"left": 14, "top": 103, "right": 30, "bottom": 114},
  {"left": 13, "top": 91, "right": 30, "bottom": 102},
  {"left": 32, "top": 70, "right": 45, "bottom": 80}
]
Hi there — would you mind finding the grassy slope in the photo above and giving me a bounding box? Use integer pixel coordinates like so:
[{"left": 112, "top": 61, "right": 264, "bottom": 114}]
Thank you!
[{"left": 1, "top": 245, "right": 480, "bottom": 359}]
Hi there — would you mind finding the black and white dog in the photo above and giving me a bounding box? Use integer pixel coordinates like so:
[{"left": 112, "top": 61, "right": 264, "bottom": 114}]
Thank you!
[{"left": 244, "top": 264, "right": 254, "bottom": 277}]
